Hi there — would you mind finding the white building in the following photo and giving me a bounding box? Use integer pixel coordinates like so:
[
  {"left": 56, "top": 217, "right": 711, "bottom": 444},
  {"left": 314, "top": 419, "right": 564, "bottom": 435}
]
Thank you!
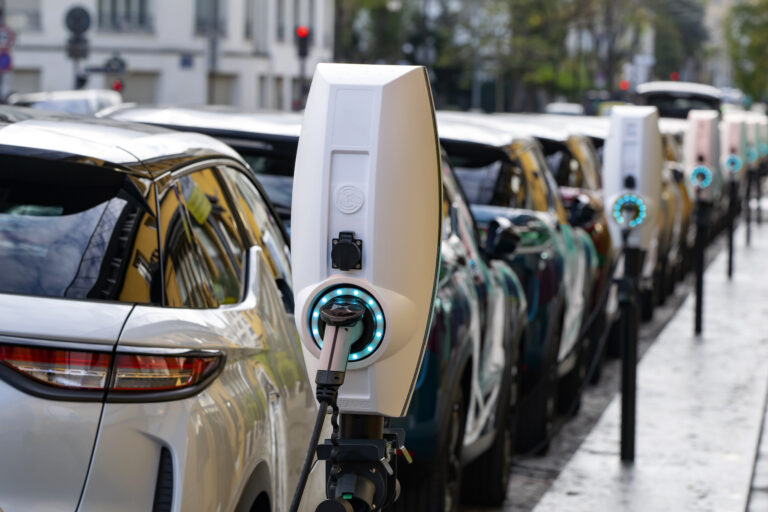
[{"left": 4, "top": 0, "right": 334, "bottom": 109}]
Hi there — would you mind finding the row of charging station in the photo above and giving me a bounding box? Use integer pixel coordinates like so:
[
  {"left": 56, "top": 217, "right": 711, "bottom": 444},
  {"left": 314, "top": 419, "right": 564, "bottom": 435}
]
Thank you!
[{"left": 287, "top": 64, "right": 765, "bottom": 510}]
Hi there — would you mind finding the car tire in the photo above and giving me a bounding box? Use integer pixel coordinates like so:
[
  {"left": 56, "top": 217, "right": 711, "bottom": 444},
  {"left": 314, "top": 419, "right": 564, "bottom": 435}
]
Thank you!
[
  {"left": 460, "top": 369, "right": 515, "bottom": 507},
  {"left": 517, "top": 315, "right": 559, "bottom": 455},
  {"left": 588, "top": 309, "right": 607, "bottom": 384},
  {"left": 392, "top": 387, "right": 466, "bottom": 512}
]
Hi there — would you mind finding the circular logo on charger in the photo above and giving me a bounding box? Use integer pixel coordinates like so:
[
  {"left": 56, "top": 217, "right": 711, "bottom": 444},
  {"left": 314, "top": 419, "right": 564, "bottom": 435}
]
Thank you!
[{"left": 335, "top": 185, "right": 364, "bottom": 214}]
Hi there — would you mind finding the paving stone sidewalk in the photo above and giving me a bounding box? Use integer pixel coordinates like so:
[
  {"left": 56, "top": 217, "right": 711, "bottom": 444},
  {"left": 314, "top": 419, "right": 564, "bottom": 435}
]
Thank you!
[{"left": 532, "top": 220, "right": 768, "bottom": 512}]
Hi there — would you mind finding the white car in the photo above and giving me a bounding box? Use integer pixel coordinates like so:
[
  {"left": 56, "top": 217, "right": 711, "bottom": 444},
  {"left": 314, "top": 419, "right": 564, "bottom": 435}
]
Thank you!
[
  {"left": 7, "top": 89, "right": 122, "bottom": 115},
  {"left": 0, "top": 107, "right": 320, "bottom": 512}
]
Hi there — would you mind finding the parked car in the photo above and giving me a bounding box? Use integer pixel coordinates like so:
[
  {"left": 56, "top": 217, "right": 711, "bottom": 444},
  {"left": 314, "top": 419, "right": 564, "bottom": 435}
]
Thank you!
[
  {"left": 102, "top": 105, "right": 528, "bottom": 510},
  {"left": 435, "top": 111, "right": 598, "bottom": 450},
  {"left": 0, "top": 106, "right": 320, "bottom": 512},
  {"left": 488, "top": 113, "right": 618, "bottom": 380},
  {"left": 636, "top": 81, "right": 722, "bottom": 120},
  {"left": 8, "top": 89, "right": 122, "bottom": 115}
]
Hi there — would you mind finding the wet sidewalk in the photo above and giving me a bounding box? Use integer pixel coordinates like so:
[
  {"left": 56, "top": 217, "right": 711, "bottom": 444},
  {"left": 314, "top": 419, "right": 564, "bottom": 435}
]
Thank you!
[{"left": 534, "top": 220, "right": 768, "bottom": 512}]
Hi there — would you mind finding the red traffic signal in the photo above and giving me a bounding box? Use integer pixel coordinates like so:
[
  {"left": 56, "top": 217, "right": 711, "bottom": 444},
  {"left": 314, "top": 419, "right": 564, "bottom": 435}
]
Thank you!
[
  {"left": 669, "top": 71, "right": 680, "bottom": 81},
  {"left": 619, "top": 80, "right": 630, "bottom": 91},
  {"left": 296, "top": 26, "right": 310, "bottom": 58},
  {"left": 111, "top": 79, "right": 123, "bottom": 92}
]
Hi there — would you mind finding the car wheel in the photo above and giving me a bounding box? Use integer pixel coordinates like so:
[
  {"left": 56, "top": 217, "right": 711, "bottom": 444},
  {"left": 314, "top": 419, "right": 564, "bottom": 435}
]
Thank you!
[
  {"left": 588, "top": 309, "right": 607, "bottom": 385},
  {"left": 460, "top": 368, "right": 515, "bottom": 506},
  {"left": 517, "top": 317, "right": 559, "bottom": 455},
  {"left": 392, "top": 387, "right": 466, "bottom": 512}
]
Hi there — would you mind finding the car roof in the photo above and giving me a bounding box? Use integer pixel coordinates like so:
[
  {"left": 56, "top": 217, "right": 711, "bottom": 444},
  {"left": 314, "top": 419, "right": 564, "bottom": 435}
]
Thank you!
[
  {"left": 101, "top": 105, "right": 305, "bottom": 139},
  {"left": 436, "top": 111, "right": 534, "bottom": 148},
  {"left": 0, "top": 106, "right": 243, "bottom": 178},
  {"left": 657, "top": 117, "right": 689, "bottom": 135},
  {"left": 8, "top": 89, "right": 122, "bottom": 104},
  {"left": 636, "top": 81, "right": 722, "bottom": 99}
]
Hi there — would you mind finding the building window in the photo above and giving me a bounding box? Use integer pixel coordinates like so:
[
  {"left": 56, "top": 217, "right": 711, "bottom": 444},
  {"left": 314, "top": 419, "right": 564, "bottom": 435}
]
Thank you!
[
  {"left": 276, "top": 0, "right": 285, "bottom": 41},
  {"left": 98, "top": 0, "right": 154, "bottom": 33},
  {"left": 195, "top": 0, "right": 228, "bottom": 35},
  {"left": 6, "top": 0, "right": 41, "bottom": 32}
]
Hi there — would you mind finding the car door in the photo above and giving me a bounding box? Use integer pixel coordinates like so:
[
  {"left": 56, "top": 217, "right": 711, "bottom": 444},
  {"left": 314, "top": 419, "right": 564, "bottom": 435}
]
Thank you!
[
  {"left": 518, "top": 144, "right": 592, "bottom": 364},
  {"left": 79, "top": 162, "right": 311, "bottom": 512}
]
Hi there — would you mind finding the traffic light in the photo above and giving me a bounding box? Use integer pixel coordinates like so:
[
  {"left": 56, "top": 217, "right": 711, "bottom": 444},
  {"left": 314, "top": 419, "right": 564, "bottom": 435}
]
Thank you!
[
  {"left": 111, "top": 78, "right": 123, "bottom": 92},
  {"left": 296, "top": 25, "right": 309, "bottom": 59}
]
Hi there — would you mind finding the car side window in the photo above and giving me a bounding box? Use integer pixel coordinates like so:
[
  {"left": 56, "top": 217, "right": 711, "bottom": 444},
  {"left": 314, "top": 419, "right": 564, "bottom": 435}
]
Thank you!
[
  {"left": 159, "top": 167, "right": 247, "bottom": 308},
  {"left": 221, "top": 166, "right": 294, "bottom": 312}
]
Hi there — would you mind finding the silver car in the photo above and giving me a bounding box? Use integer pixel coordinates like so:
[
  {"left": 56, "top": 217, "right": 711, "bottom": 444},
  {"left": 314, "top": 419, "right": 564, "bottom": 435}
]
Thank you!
[{"left": 0, "top": 107, "right": 319, "bottom": 512}]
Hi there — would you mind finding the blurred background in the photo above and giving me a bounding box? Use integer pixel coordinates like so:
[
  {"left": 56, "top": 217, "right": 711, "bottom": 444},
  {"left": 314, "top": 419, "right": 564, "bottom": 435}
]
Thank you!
[{"left": 0, "top": 0, "right": 763, "bottom": 113}]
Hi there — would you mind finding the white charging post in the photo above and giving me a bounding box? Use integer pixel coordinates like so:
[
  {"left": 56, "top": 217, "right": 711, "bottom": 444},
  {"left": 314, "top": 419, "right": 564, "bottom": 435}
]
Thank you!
[
  {"left": 721, "top": 112, "right": 747, "bottom": 278},
  {"left": 683, "top": 109, "right": 720, "bottom": 334},
  {"left": 745, "top": 112, "right": 762, "bottom": 244},
  {"left": 289, "top": 64, "right": 442, "bottom": 512},
  {"left": 603, "top": 106, "right": 663, "bottom": 462}
]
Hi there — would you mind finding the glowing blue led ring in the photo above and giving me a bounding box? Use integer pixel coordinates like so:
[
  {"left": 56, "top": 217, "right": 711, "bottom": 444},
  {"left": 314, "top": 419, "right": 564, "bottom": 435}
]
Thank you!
[
  {"left": 612, "top": 194, "right": 647, "bottom": 228},
  {"left": 725, "top": 154, "right": 743, "bottom": 174},
  {"left": 308, "top": 285, "right": 385, "bottom": 362},
  {"left": 690, "top": 165, "right": 713, "bottom": 189},
  {"left": 747, "top": 147, "right": 758, "bottom": 164}
]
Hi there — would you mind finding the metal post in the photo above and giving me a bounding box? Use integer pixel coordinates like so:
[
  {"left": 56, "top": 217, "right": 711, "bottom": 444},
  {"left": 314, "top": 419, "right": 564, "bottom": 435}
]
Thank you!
[
  {"left": 620, "top": 246, "right": 641, "bottom": 462},
  {"left": 694, "top": 198, "right": 709, "bottom": 336},
  {"left": 206, "top": 0, "right": 220, "bottom": 104},
  {"left": 298, "top": 56, "right": 306, "bottom": 109},
  {"left": 0, "top": 0, "right": 6, "bottom": 101},
  {"left": 746, "top": 169, "right": 753, "bottom": 247},
  {"left": 728, "top": 179, "right": 737, "bottom": 279},
  {"left": 758, "top": 166, "right": 763, "bottom": 225}
]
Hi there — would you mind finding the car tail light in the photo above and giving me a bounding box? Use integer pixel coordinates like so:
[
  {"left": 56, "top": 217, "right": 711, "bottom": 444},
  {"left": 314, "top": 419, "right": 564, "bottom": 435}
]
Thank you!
[
  {"left": 111, "top": 354, "right": 219, "bottom": 392},
  {"left": 0, "top": 343, "right": 223, "bottom": 401},
  {"left": 0, "top": 345, "right": 111, "bottom": 390}
]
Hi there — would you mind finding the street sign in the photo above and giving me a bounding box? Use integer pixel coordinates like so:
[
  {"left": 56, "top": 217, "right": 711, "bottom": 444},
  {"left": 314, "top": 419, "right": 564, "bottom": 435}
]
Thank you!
[
  {"left": 67, "top": 35, "right": 89, "bottom": 60},
  {"left": 104, "top": 55, "right": 127, "bottom": 74},
  {"left": 0, "top": 26, "right": 16, "bottom": 51},
  {"left": 65, "top": 7, "right": 91, "bottom": 35},
  {"left": 0, "top": 52, "right": 13, "bottom": 73}
]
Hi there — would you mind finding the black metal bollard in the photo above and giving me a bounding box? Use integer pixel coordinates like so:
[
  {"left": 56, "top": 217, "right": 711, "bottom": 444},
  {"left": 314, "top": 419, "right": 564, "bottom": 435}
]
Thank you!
[
  {"left": 620, "top": 247, "right": 642, "bottom": 463},
  {"left": 728, "top": 179, "right": 738, "bottom": 279},
  {"left": 746, "top": 169, "right": 754, "bottom": 246},
  {"left": 694, "top": 198, "right": 710, "bottom": 336}
]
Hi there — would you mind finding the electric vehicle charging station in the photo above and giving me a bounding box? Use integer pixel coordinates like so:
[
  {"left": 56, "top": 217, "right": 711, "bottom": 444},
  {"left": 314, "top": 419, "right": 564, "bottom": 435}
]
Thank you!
[
  {"left": 289, "top": 64, "right": 442, "bottom": 512},
  {"left": 721, "top": 112, "right": 747, "bottom": 279},
  {"left": 603, "top": 106, "right": 662, "bottom": 462},
  {"left": 683, "top": 109, "right": 720, "bottom": 335},
  {"left": 745, "top": 112, "right": 762, "bottom": 244}
]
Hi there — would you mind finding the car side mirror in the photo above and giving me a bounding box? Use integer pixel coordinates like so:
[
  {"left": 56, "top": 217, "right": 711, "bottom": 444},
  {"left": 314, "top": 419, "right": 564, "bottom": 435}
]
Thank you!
[
  {"left": 484, "top": 216, "right": 520, "bottom": 259},
  {"left": 569, "top": 194, "right": 600, "bottom": 228}
]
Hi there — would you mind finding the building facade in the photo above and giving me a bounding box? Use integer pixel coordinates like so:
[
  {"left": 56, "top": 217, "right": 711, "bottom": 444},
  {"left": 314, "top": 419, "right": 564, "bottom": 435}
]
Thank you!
[{"left": 4, "top": 0, "right": 334, "bottom": 109}]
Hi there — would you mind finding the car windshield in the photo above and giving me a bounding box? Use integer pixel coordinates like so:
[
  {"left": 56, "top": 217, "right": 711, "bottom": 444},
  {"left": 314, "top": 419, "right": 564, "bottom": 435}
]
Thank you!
[
  {"left": 642, "top": 93, "right": 720, "bottom": 119},
  {"left": 0, "top": 156, "right": 158, "bottom": 303},
  {"left": 16, "top": 99, "right": 94, "bottom": 115}
]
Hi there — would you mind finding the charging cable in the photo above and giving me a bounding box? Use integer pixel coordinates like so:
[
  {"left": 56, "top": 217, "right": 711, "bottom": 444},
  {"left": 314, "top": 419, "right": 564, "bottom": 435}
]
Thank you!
[{"left": 289, "top": 299, "right": 366, "bottom": 512}]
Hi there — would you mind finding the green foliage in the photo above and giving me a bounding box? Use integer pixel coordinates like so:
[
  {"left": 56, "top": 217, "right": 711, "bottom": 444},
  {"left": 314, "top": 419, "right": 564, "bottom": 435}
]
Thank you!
[{"left": 725, "top": 1, "right": 768, "bottom": 100}]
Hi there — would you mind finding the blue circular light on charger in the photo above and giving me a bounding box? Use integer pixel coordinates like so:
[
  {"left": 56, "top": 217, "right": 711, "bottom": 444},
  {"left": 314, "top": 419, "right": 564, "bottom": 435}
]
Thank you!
[
  {"left": 748, "top": 147, "right": 758, "bottom": 164},
  {"left": 308, "top": 285, "right": 385, "bottom": 362},
  {"left": 690, "top": 165, "right": 713, "bottom": 189},
  {"left": 725, "top": 154, "right": 743, "bottom": 174},
  {"left": 612, "top": 194, "right": 647, "bottom": 228}
]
